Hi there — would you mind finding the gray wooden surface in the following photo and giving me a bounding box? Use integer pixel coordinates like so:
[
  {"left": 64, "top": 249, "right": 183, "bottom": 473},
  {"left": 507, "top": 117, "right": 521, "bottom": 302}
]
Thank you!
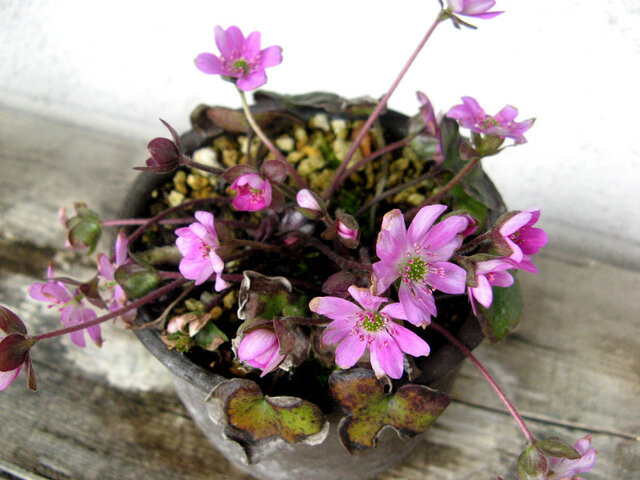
[{"left": 0, "top": 105, "right": 638, "bottom": 479}]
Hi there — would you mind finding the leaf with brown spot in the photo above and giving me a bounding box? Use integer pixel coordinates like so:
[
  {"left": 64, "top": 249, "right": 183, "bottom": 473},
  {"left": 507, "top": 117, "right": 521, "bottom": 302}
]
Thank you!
[
  {"left": 329, "top": 368, "right": 451, "bottom": 453},
  {"left": 206, "top": 378, "right": 328, "bottom": 463}
]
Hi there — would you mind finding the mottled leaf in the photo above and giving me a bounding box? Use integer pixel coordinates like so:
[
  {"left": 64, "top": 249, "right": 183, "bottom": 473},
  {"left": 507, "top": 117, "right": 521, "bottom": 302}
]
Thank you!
[
  {"left": 475, "top": 277, "right": 523, "bottom": 343},
  {"left": 329, "top": 369, "right": 451, "bottom": 453},
  {"left": 0, "top": 306, "right": 27, "bottom": 335},
  {"left": 114, "top": 263, "right": 160, "bottom": 299},
  {"left": 207, "top": 378, "right": 328, "bottom": 463}
]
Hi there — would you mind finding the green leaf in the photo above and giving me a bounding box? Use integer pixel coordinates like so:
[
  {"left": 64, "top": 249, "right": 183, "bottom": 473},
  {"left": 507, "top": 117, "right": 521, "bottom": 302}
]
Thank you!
[
  {"left": 475, "top": 276, "right": 523, "bottom": 343},
  {"left": 535, "top": 437, "right": 581, "bottom": 460},
  {"left": 114, "top": 263, "right": 160, "bottom": 299},
  {"left": 329, "top": 369, "right": 451, "bottom": 453},
  {"left": 448, "top": 184, "right": 489, "bottom": 228},
  {"left": 207, "top": 378, "right": 328, "bottom": 463}
]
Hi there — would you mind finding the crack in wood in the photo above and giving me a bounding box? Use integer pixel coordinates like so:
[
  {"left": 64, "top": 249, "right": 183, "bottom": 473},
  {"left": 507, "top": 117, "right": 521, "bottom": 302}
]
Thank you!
[{"left": 452, "top": 398, "right": 640, "bottom": 441}]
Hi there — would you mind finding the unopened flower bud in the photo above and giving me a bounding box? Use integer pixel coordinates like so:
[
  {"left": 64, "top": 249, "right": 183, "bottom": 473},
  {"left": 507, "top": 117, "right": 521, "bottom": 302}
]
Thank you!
[
  {"left": 114, "top": 263, "right": 160, "bottom": 299},
  {"left": 296, "top": 189, "right": 325, "bottom": 219},
  {"left": 60, "top": 203, "right": 102, "bottom": 253},
  {"left": 237, "top": 328, "right": 285, "bottom": 377},
  {"left": 135, "top": 119, "right": 184, "bottom": 173}
]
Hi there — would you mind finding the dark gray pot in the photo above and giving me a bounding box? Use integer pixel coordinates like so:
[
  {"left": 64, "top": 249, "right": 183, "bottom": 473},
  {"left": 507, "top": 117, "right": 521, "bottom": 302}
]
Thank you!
[{"left": 122, "top": 93, "right": 505, "bottom": 480}]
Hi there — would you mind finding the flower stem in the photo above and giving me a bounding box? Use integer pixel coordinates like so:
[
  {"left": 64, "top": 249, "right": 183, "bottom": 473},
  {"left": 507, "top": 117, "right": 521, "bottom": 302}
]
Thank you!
[
  {"left": 31, "top": 278, "right": 188, "bottom": 343},
  {"left": 236, "top": 239, "right": 286, "bottom": 253},
  {"left": 306, "top": 238, "right": 371, "bottom": 272},
  {"left": 404, "top": 156, "right": 480, "bottom": 221},
  {"left": 428, "top": 321, "right": 535, "bottom": 443},
  {"left": 127, "top": 197, "right": 231, "bottom": 245},
  {"left": 335, "top": 137, "right": 411, "bottom": 189},
  {"left": 181, "top": 158, "right": 225, "bottom": 175},
  {"left": 322, "top": 10, "right": 446, "bottom": 202},
  {"left": 354, "top": 168, "right": 436, "bottom": 217},
  {"left": 236, "top": 89, "right": 309, "bottom": 190},
  {"left": 101, "top": 217, "right": 194, "bottom": 227}
]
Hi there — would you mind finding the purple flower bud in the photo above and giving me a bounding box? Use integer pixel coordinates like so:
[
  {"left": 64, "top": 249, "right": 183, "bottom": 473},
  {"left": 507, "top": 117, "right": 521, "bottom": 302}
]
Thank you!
[
  {"left": 237, "top": 328, "right": 285, "bottom": 377},
  {"left": 136, "top": 119, "right": 183, "bottom": 173}
]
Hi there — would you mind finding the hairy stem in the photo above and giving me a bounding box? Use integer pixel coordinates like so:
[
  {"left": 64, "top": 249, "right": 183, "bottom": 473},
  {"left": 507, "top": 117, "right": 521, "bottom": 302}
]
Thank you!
[
  {"left": 405, "top": 156, "right": 480, "bottom": 221},
  {"left": 322, "top": 10, "right": 446, "bottom": 202},
  {"left": 428, "top": 321, "right": 535, "bottom": 443},
  {"left": 32, "top": 279, "right": 188, "bottom": 342},
  {"left": 237, "top": 89, "right": 309, "bottom": 189}
]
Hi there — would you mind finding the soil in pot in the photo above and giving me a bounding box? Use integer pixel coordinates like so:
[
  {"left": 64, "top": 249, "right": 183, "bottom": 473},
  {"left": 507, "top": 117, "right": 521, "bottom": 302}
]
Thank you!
[{"left": 122, "top": 92, "right": 505, "bottom": 480}]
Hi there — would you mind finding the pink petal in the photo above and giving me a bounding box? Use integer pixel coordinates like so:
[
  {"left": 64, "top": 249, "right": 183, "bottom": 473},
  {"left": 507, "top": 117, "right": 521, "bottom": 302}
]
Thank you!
[
  {"left": 471, "top": 275, "right": 493, "bottom": 308},
  {"left": 194, "top": 210, "right": 214, "bottom": 229},
  {"left": 244, "top": 31, "right": 261, "bottom": 58},
  {"left": 194, "top": 53, "right": 225, "bottom": 75},
  {"left": 259, "top": 45, "right": 283, "bottom": 68},
  {"left": 495, "top": 105, "right": 519, "bottom": 123},
  {"left": 372, "top": 333, "right": 404, "bottom": 379},
  {"left": 0, "top": 366, "right": 21, "bottom": 391},
  {"left": 335, "top": 334, "right": 366, "bottom": 369},
  {"left": 377, "top": 209, "right": 407, "bottom": 261},
  {"left": 236, "top": 69, "right": 267, "bottom": 91},
  {"left": 372, "top": 260, "right": 399, "bottom": 295},
  {"left": 348, "top": 286, "right": 387, "bottom": 312},
  {"left": 391, "top": 323, "right": 430, "bottom": 358},
  {"left": 309, "top": 296, "right": 361, "bottom": 321},
  {"left": 500, "top": 211, "right": 532, "bottom": 236},
  {"left": 427, "top": 261, "right": 467, "bottom": 294},
  {"left": 380, "top": 302, "right": 408, "bottom": 321},
  {"left": 406, "top": 204, "right": 447, "bottom": 245},
  {"left": 422, "top": 215, "right": 467, "bottom": 252},
  {"left": 114, "top": 230, "right": 128, "bottom": 266},
  {"left": 238, "top": 329, "right": 277, "bottom": 362},
  {"left": 398, "top": 284, "right": 433, "bottom": 327},
  {"left": 321, "top": 320, "right": 352, "bottom": 346}
]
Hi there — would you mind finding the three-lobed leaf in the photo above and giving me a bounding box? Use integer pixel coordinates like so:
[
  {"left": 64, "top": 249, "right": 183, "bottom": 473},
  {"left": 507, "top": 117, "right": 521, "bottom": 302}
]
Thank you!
[
  {"left": 207, "top": 378, "right": 328, "bottom": 463},
  {"left": 329, "top": 369, "right": 451, "bottom": 453}
]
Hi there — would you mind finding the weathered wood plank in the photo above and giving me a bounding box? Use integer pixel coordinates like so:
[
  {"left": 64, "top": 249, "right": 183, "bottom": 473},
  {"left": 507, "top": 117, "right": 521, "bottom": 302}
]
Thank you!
[{"left": 1, "top": 106, "right": 638, "bottom": 479}]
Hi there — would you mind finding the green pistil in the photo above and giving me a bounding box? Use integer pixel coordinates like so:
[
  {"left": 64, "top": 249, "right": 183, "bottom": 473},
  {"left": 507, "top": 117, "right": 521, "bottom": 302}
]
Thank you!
[
  {"left": 404, "top": 257, "right": 427, "bottom": 283},
  {"left": 360, "top": 312, "right": 385, "bottom": 332},
  {"left": 483, "top": 117, "right": 499, "bottom": 129},
  {"left": 233, "top": 59, "right": 249, "bottom": 75}
]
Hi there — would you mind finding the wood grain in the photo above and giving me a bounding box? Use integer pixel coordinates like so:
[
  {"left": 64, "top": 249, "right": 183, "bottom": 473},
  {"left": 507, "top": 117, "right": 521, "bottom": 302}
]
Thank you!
[{"left": 1, "top": 105, "right": 638, "bottom": 479}]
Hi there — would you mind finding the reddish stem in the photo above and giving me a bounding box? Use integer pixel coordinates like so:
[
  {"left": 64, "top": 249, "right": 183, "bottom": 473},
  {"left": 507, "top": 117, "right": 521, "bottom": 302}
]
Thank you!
[
  {"left": 322, "top": 10, "right": 445, "bottom": 202},
  {"left": 428, "top": 321, "right": 535, "bottom": 443},
  {"left": 31, "top": 279, "right": 188, "bottom": 343}
]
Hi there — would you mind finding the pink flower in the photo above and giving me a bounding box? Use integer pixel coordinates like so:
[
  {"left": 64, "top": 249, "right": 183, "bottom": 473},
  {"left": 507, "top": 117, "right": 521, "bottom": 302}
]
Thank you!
[
  {"left": 467, "top": 258, "right": 514, "bottom": 314},
  {"left": 372, "top": 205, "right": 468, "bottom": 327},
  {"left": 447, "top": 0, "right": 503, "bottom": 19},
  {"left": 548, "top": 435, "right": 597, "bottom": 480},
  {"left": 447, "top": 96, "right": 534, "bottom": 144},
  {"left": 310, "top": 286, "right": 430, "bottom": 379},
  {"left": 498, "top": 207, "right": 548, "bottom": 263},
  {"left": 29, "top": 265, "right": 100, "bottom": 348},
  {"left": 231, "top": 173, "right": 272, "bottom": 212},
  {"left": 237, "top": 328, "right": 285, "bottom": 377},
  {"left": 175, "top": 211, "right": 229, "bottom": 290},
  {"left": 97, "top": 230, "right": 136, "bottom": 323},
  {"left": 195, "top": 25, "right": 283, "bottom": 91}
]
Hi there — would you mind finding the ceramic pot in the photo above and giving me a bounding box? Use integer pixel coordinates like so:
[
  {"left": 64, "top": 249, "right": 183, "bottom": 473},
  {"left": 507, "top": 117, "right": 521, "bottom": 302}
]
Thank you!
[{"left": 121, "top": 92, "right": 505, "bottom": 480}]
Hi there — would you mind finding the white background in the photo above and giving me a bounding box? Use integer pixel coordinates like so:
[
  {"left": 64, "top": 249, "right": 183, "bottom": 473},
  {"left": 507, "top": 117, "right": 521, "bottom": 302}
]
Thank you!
[{"left": 1, "top": 0, "right": 639, "bottom": 267}]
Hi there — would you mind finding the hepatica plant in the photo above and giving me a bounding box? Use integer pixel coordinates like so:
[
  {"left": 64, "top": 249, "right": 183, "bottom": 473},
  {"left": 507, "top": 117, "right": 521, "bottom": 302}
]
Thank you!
[{"left": 0, "top": 1, "right": 597, "bottom": 478}]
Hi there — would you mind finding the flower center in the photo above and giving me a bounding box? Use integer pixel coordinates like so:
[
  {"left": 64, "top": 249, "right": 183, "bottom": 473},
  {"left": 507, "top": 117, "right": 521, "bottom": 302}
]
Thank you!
[
  {"left": 199, "top": 239, "right": 213, "bottom": 259},
  {"left": 402, "top": 256, "right": 427, "bottom": 283},
  {"left": 358, "top": 311, "right": 386, "bottom": 332},
  {"left": 482, "top": 117, "right": 499, "bottom": 129},
  {"left": 233, "top": 59, "right": 249, "bottom": 75}
]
